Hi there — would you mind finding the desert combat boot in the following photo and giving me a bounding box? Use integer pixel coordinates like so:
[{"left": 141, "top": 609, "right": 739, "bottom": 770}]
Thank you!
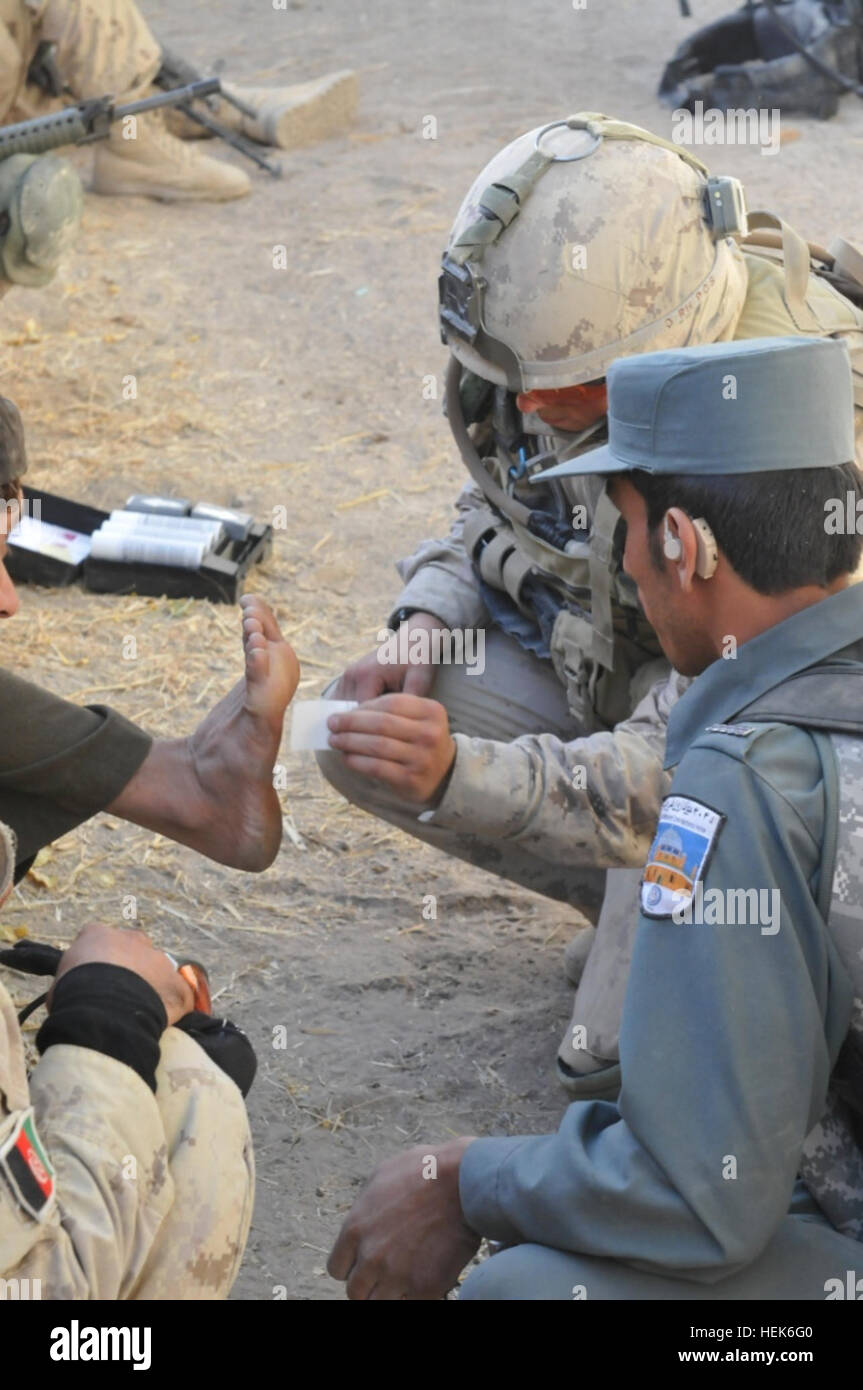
[
  {"left": 224, "top": 71, "right": 357, "bottom": 149},
  {"left": 92, "top": 113, "right": 251, "bottom": 202},
  {"left": 169, "top": 71, "right": 358, "bottom": 150}
]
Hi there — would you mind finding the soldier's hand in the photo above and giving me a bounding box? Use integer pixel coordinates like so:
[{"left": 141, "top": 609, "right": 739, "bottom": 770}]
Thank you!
[
  {"left": 327, "top": 692, "right": 456, "bottom": 805},
  {"left": 52, "top": 924, "right": 194, "bottom": 1026},
  {"left": 334, "top": 612, "right": 439, "bottom": 701}
]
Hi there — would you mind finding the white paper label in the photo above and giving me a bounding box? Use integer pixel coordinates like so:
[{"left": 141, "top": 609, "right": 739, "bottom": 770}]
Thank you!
[{"left": 290, "top": 699, "right": 358, "bottom": 752}]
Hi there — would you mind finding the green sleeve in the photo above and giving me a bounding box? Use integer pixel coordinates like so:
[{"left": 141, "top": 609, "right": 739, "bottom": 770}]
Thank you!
[{"left": 0, "top": 668, "right": 152, "bottom": 867}]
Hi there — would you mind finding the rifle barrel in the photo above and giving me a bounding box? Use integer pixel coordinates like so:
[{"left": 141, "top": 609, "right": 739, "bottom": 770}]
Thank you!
[
  {"left": 0, "top": 106, "right": 89, "bottom": 158},
  {"left": 0, "top": 78, "right": 223, "bottom": 161},
  {"left": 117, "top": 77, "right": 221, "bottom": 118}
]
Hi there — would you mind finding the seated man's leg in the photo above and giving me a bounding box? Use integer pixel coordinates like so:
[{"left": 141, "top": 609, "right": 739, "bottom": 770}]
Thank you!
[
  {"left": 39, "top": 0, "right": 162, "bottom": 99},
  {"left": 128, "top": 1027, "right": 254, "bottom": 1300},
  {"left": 557, "top": 671, "right": 685, "bottom": 1092},
  {"left": 37, "top": 0, "right": 251, "bottom": 200},
  {"left": 459, "top": 1212, "right": 863, "bottom": 1300},
  {"left": 317, "top": 627, "right": 607, "bottom": 918},
  {"left": 557, "top": 866, "right": 641, "bottom": 1092}
]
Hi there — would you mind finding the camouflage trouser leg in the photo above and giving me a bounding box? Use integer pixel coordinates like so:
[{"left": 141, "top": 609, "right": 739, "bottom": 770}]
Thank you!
[
  {"left": 319, "top": 628, "right": 661, "bottom": 1092},
  {"left": 556, "top": 866, "right": 642, "bottom": 1092},
  {"left": 37, "top": 0, "right": 161, "bottom": 100},
  {"left": 128, "top": 1027, "right": 255, "bottom": 1301},
  {"left": 317, "top": 627, "right": 608, "bottom": 921}
]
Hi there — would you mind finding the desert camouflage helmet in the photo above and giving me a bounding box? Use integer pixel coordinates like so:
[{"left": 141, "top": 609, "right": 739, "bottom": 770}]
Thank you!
[
  {"left": 0, "top": 154, "right": 83, "bottom": 289},
  {"left": 438, "top": 113, "right": 750, "bottom": 392}
]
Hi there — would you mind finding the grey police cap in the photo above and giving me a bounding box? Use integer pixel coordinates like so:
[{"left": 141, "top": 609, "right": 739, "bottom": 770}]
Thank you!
[{"left": 532, "top": 336, "right": 856, "bottom": 482}]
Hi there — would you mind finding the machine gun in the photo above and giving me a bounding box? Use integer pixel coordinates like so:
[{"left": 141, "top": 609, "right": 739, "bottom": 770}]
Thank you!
[
  {"left": 0, "top": 78, "right": 225, "bottom": 162},
  {"left": 156, "top": 48, "right": 282, "bottom": 178}
]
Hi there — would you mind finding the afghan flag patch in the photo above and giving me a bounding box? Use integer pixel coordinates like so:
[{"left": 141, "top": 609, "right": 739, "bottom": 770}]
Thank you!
[{"left": 0, "top": 1109, "right": 55, "bottom": 1222}]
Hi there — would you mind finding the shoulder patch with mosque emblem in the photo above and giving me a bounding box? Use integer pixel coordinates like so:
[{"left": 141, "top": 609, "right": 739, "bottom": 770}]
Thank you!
[{"left": 641, "top": 795, "right": 725, "bottom": 920}]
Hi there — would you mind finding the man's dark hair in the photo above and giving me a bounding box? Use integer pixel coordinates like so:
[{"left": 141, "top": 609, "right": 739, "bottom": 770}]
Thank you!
[{"left": 628, "top": 461, "right": 863, "bottom": 594}]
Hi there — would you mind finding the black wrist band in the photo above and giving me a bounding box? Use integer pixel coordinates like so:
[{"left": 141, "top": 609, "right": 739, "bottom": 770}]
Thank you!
[
  {"left": 390, "top": 607, "right": 418, "bottom": 629},
  {"left": 37, "top": 963, "right": 167, "bottom": 1092}
]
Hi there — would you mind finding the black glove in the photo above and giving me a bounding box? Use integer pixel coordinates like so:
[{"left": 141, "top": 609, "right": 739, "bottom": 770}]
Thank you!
[{"left": 175, "top": 1012, "right": 257, "bottom": 1097}]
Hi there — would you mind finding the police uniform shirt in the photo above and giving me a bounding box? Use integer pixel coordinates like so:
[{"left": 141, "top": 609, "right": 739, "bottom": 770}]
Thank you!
[{"left": 458, "top": 581, "right": 863, "bottom": 1277}]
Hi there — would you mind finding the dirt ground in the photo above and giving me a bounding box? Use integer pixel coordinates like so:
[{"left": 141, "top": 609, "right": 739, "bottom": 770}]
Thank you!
[{"left": 1, "top": 0, "right": 861, "bottom": 1301}]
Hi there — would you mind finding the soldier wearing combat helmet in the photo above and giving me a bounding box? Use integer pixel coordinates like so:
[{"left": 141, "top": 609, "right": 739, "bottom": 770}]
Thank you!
[
  {"left": 318, "top": 112, "right": 863, "bottom": 1095},
  {"left": 0, "top": 1, "right": 357, "bottom": 203},
  {"left": 329, "top": 334, "right": 863, "bottom": 1301}
]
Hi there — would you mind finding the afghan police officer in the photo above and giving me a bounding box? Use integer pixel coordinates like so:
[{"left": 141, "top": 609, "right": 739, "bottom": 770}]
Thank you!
[
  {"left": 0, "top": 397, "right": 301, "bottom": 1298},
  {"left": 318, "top": 112, "right": 863, "bottom": 1090},
  {"left": 328, "top": 334, "right": 863, "bottom": 1300},
  {"left": 0, "top": 1, "right": 357, "bottom": 201}
]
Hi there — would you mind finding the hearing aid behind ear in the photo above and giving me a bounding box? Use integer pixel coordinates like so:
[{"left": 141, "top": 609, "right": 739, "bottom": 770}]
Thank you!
[
  {"left": 663, "top": 515, "right": 718, "bottom": 580},
  {"left": 691, "top": 517, "right": 719, "bottom": 579}
]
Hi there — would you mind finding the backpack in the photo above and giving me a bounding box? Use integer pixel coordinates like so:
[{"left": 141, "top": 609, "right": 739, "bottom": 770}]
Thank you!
[{"left": 659, "top": 0, "right": 863, "bottom": 120}]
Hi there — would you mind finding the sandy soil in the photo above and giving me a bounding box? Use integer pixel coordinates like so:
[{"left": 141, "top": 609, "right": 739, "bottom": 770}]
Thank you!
[{"left": 1, "top": 0, "right": 861, "bottom": 1300}]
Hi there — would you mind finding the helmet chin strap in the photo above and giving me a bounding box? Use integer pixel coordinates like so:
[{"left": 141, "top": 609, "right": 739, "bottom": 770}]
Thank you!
[
  {"left": 446, "top": 356, "right": 621, "bottom": 671},
  {"left": 445, "top": 356, "right": 532, "bottom": 529},
  {"left": 586, "top": 482, "right": 619, "bottom": 671}
]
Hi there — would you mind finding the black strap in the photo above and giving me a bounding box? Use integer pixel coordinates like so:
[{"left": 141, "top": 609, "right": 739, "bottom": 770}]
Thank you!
[
  {"left": 737, "top": 665, "right": 863, "bottom": 735},
  {"left": 17, "top": 990, "right": 50, "bottom": 1026},
  {"left": 735, "top": 661, "right": 857, "bottom": 925},
  {"left": 26, "top": 41, "right": 65, "bottom": 99},
  {"left": 0, "top": 941, "right": 62, "bottom": 976}
]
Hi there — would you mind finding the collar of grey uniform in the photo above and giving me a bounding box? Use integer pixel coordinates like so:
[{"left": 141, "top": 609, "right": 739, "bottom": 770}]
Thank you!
[{"left": 664, "top": 583, "right": 863, "bottom": 769}]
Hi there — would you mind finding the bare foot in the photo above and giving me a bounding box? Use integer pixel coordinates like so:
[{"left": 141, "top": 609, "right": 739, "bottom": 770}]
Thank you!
[{"left": 187, "top": 596, "right": 300, "bottom": 869}]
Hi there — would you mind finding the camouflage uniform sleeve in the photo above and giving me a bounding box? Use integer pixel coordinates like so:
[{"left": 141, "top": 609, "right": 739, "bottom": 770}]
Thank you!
[
  {"left": 422, "top": 671, "right": 685, "bottom": 869},
  {"left": 389, "top": 481, "right": 491, "bottom": 631},
  {"left": 0, "top": 984, "right": 174, "bottom": 1299}
]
